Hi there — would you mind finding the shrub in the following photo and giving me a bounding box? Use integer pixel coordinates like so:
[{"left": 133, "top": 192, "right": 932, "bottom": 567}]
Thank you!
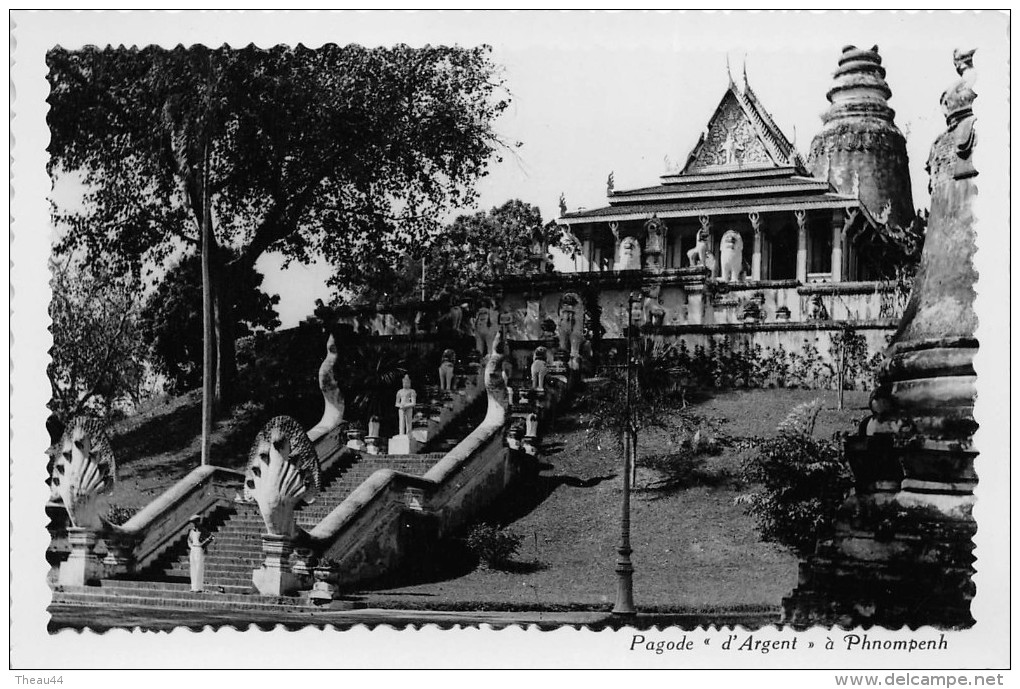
[
  {"left": 736, "top": 400, "right": 853, "bottom": 555},
  {"left": 464, "top": 523, "right": 524, "bottom": 569},
  {"left": 105, "top": 503, "right": 139, "bottom": 526}
]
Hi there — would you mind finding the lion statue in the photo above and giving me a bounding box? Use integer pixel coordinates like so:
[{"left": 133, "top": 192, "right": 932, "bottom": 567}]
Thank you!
[
  {"left": 687, "top": 228, "right": 710, "bottom": 268},
  {"left": 719, "top": 229, "right": 744, "bottom": 282}
]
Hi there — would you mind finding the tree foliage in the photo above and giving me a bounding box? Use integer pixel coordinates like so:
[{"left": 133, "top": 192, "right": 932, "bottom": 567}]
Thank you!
[
  {"left": 580, "top": 351, "right": 695, "bottom": 458},
  {"left": 140, "top": 252, "right": 281, "bottom": 392},
  {"left": 48, "top": 258, "right": 158, "bottom": 421},
  {"left": 737, "top": 400, "right": 853, "bottom": 555},
  {"left": 346, "top": 199, "right": 563, "bottom": 305},
  {"left": 47, "top": 43, "right": 513, "bottom": 399}
]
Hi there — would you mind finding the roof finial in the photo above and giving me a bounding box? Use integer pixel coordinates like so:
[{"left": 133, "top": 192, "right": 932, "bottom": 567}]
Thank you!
[
  {"left": 726, "top": 54, "right": 734, "bottom": 85},
  {"left": 742, "top": 53, "right": 749, "bottom": 88}
]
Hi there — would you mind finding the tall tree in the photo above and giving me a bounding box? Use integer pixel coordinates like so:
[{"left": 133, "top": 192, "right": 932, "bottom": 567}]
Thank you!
[
  {"left": 47, "top": 258, "right": 154, "bottom": 421},
  {"left": 47, "top": 44, "right": 513, "bottom": 408},
  {"left": 140, "top": 252, "right": 281, "bottom": 392},
  {"left": 347, "top": 199, "right": 564, "bottom": 304}
]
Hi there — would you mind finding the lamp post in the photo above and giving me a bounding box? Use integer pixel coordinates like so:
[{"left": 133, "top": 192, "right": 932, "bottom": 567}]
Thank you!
[{"left": 613, "top": 290, "right": 641, "bottom": 616}]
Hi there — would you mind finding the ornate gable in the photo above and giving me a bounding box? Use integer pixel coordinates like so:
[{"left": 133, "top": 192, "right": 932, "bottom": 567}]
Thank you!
[{"left": 683, "top": 85, "right": 794, "bottom": 174}]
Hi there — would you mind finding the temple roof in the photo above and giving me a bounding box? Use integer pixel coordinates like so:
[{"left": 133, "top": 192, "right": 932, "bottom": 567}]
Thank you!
[
  {"left": 560, "top": 191, "right": 861, "bottom": 225},
  {"left": 680, "top": 78, "right": 802, "bottom": 175},
  {"left": 561, "top": 75, "right": 864, "bottom": 226}
]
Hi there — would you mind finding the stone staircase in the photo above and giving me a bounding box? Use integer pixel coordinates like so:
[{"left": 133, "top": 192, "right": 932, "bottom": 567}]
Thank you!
[
  {"left": 50, "top": 451, "right": 445, "bottom": 612},
  {"left": 48, "top": 349, "right": 567, "bottom": 617},
  {"left": 419, "top": 393, "right": 487, "bottom": 454}
]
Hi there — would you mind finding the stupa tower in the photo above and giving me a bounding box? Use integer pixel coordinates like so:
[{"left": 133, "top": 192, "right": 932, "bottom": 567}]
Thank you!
[{"left": 808, "top": 45, "right": 913, "bottom": 228}]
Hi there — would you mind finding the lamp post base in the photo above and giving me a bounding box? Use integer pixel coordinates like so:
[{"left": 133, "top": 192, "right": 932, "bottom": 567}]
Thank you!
[{"left": 612, "top": 547, "right": 636, "bottom": 616}]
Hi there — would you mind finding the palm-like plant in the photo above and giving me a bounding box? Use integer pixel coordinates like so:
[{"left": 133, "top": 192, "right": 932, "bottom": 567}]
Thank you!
[
  {"left": 580, "top": 353, "right": 695, "bottom": 459},
  {"left": 342, "top": 347, "right": 408, "bottom": 430}
]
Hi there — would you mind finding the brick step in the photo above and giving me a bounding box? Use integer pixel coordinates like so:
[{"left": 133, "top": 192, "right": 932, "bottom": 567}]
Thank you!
[
  {"left": 168, "top": 564, "right": 259, "bottom": 577},
  {"left": 162, "top": 567, "right": 253, "bottom": 583},
  {"left": 202, "top": 534, "right": 263, "bottom": 543},
  {"left": 200, "top": 544, "right": 261, "bottom": 554},
  {"left": 172, "top": 551, "right": 262, "bottom": 562},
  {"left": 167, "top": 561, "right": 259, "bottom": 575},
  {"left": 168, "top": 556, "right": 260, "bottom": 569}
]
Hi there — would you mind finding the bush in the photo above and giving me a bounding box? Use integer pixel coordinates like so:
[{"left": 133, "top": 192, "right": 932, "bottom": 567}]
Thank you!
[
  {"left": 464, "top": 523, "right": 524, "bottom": 569},
  {"left": 105, "top": 503, "right": 139, "bottom": 526},
  {"left": 736, "top": 400, "right": 853, "bottom": 555}
]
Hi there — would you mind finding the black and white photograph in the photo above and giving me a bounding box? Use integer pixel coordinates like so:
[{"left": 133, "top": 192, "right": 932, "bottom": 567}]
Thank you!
[{"left": 9, "top": 9, "right": 1011, "bottom": 677}]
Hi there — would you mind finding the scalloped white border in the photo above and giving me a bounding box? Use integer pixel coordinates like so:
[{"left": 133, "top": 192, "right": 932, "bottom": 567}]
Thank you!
[{"left": 10, "top": 9, "right": 1012, "bottom": 676}]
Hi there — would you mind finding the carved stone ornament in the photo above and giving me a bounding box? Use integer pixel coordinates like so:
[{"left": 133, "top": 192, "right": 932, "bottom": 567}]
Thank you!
[
  {"left": 307, "top": 335, "right": 344, "bottom": 442},
  {"left": 244, "top": 416, "right": 322, "bottom": 538},
  {"left": 644, "top": 215, "right": 666, "bottom": 253},
  {"left": 52, "top": 416, "right": 117, "bottom": 529},
  {"left": 748, "top": 211, "right": 762, "bottom": 235},
  {"left": 689, "top": 94, "right": 771, "bottom": 171}
]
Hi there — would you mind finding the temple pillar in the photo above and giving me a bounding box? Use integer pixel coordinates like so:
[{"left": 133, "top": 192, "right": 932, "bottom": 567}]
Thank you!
[
  {"left": 707, "top": 228, "right": 718, "bottom": 277},
  {"left": 749, "top": 212, "right": 763, "bottom": 280},
  {"left": 830, "top": 209, "right": 843, "bottom": 283},
  {"left": 794, "top": 209, "right": 808, "bottom": 282},
  {"left": 685, "top": 286, "right": 706, "bottom": 324},
  {"left": 581, "top": 236, "right": 595, "bottom": 272}
]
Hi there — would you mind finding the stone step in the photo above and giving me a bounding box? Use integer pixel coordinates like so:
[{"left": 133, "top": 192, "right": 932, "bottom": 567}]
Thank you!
[
  {"left": 102, "top": 579, "right": 255, "bottom": 596},
  {"left": 201, "top": 542, "right": 262, "bottom": 552},
  {"left": 170, "top": 560, "right": 262, "bottom": 573},
  {"left": 167, "top": 561, "right": 259, "bottom": 575},
  {"left": 51, "top": 589, "right": 323, "bottom": 613},
  {"left": 165, "top": 572, "right": 254, "bottom": 586}
]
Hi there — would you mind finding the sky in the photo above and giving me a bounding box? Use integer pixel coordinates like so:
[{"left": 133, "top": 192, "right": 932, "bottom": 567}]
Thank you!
[
  {"left": 251, "top": 11, "right": 1002, "bottom": 328},
  {"left": 40, "top": 11, "right": 1006, "bottom": 328}
]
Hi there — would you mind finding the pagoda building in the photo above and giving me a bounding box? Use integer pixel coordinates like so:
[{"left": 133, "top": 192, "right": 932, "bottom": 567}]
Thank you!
[
  {"left": 558, "top": 51, "right": 911, "bottom": 286},
  {"left": 487, "top": 46, "right": 919, "bottom": 377}
]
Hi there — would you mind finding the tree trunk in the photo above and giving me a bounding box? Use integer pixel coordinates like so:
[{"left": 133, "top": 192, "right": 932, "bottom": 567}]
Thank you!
[
  {"left": 200, "top": 155, "right": 216, "bottom": 466},
  {"left": 837, "top": 346, "right": 846, "bottom": 411},
  {"left": 212, "top": 252, "right": 237, "bottom": 409}
]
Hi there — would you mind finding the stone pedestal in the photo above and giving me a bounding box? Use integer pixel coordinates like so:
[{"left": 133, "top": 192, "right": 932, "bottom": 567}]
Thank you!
[
  {"left": 252, "top": 534, "right": 299, "bottom": 596},
  {"left": 784, "top": 50, "right": 979, "bottom": 629},
  {"left": 102, "top": 533, "right": 136, "bottom": 572},
  {"left": 59, "top": 527, "right": 101, "bottom": 587},
  {"left": 387, "top": 434, "right": 418, "bottom": 455},
  {"left": 345, "top": 429, "right": 366, "bottom": 452},
  {"left": 364, "top": 436, "right": 382, "bottom": 455},
  {"left": 549, "top": 350, "right": 569, "bottom": 374}
]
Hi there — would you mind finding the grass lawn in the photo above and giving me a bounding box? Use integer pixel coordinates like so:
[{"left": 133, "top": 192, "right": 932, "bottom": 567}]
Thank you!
[{"left": 355, "top": 387, "right": 871, "bottom": 613}]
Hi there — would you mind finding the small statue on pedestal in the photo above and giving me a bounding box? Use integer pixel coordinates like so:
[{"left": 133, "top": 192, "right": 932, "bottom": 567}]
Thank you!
[
  {"left": 473, "top": 305, "right": 496, "bottom": 356},
  {"left": 531, "top": 346, "right": 548, "bottom": 391},
  {"left": 687, "top": 223, "right": 710, "bottom": 268},
  {"left": 439, "top": 349, "right": 457, "bottom": 392},
  {"left": 719, "top": 229, "right": 744, "bottom": 282},
  {"left": 808, "top": 294, "right": 830, "bottom": 321},
  {"left": 395, "top": 375, "right": 416, "bottom": 436}
]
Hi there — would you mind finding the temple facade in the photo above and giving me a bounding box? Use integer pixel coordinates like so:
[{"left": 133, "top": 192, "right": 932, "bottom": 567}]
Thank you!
[
  {"left": 494, "top": 45, "right": 917, "bottom": 372},
  {"left": 558, "top": 44, "right": 912, "bottom": 289}
]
